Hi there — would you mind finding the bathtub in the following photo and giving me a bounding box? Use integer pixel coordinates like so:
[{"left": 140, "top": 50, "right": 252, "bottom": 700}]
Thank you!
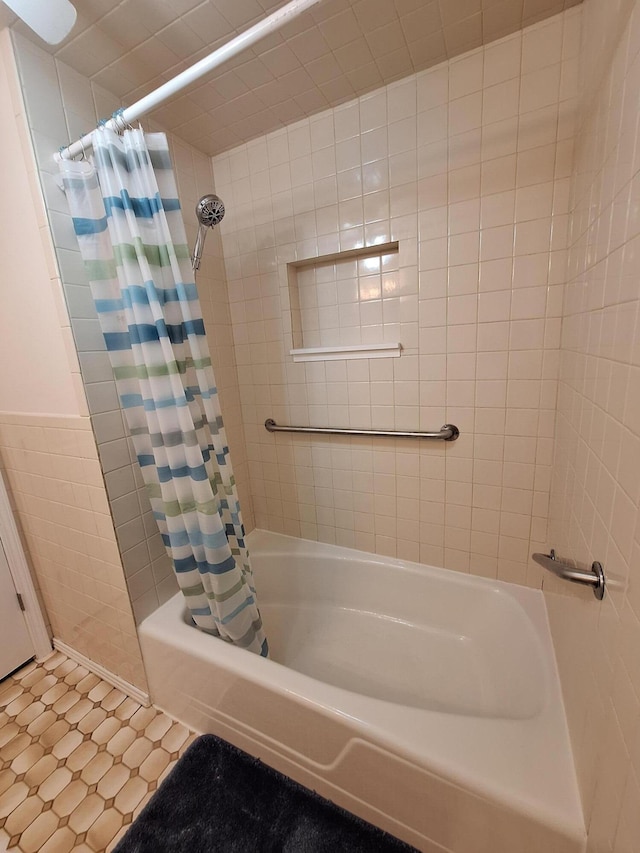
[{"left": 139, "top": 531, "right": 585, "bottom": 853}]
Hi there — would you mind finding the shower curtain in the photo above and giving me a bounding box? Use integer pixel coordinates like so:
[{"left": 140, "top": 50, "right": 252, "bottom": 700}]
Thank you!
[{"left": 59, "top": 127, "right": 267, "bottom": 657}]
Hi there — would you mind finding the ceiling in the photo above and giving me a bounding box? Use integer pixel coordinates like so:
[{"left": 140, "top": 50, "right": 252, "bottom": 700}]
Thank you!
[{"left": 7, "top": 0, "right": 582, "bottom": 155}]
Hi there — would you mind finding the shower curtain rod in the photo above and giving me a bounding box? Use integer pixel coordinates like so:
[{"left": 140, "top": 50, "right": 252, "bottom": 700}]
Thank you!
[{"left": 55, "top": 0, "right": 322, "bottom": 161}]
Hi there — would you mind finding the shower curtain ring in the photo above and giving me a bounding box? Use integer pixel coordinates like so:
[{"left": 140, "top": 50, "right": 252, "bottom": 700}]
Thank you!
[
  {"left": 112, "top": 109, "right": 133, "bottom": 134},
  {"left": 77, "top": 136, "right": 86, "bottom": 161}
]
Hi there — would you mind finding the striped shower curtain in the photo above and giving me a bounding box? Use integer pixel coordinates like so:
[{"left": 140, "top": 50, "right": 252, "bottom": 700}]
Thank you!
[{"left": 59, "top": 127, "right": 267, "bottom": 657}]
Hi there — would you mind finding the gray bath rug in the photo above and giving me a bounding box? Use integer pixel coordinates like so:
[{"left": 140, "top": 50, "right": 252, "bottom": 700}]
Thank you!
[{"left": 113, "top": 733, "right": 418, "bottom": 852}]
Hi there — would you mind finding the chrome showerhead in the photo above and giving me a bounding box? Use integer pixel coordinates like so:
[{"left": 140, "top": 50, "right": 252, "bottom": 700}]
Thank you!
[
  {"left": 191, "top": 194, "right": 225, "bottom": 272},
  {"left": 196, "top": 194, "right": 225, "bottom": 227}
]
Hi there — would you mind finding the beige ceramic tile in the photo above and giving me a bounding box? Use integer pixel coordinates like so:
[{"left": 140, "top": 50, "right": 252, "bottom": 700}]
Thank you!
[
  {"left": 544, "top": 0, "right": 640, "bottom": 848},
  {"left": 3, "top": 798, "right": 43, "bottom": 838},
  {"left": 106, "top": 727, "right": 137, "bottom": 759},
  {"left": 18, "top": 811, "right": 59, "bottom": 853},
  {"left": 97, "top": 764, "right": 131, "bottom": 800},
  {"left": 23, "top": 756, "right": 58, "bottom": 790},
  {"left": 212, "top": 8, "right": 579, "bottom": 588},
  {"left": 121, "top": 738, "right": 153, "bottom": 771},
  {"left": 85, "top": 809, "right": 125, "bottom": 852},
  {"left": 66, "top": 795, "right": 104, "bottom": 835},
  {"left": 37, "top": 770, "right": 73, "bottom": 805},
  {"left": 80, "top": 753, "right": 114, "bottom": 787},
  {"left": 0, "top": 656, "right": 188, "bottom": 852},
  {"left": 161, "top": 723, "right": 190, "bottom": 754},
  {"left": 0, "top": 399, "right": 146, "bottom": 693},
  {"left": 65, "top": 741, "right": 98, "bottom": 773},
  {"left": 114, "top": 776, "right": 148, "bottom": 816},
  {"left": 38, "top": 826, "right": 77, "bottom": 853}
]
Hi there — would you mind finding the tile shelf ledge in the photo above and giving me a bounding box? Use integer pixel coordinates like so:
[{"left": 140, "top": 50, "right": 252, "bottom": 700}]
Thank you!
[{"left": 290, "top": 342, "right": 402, "bottom": 362}]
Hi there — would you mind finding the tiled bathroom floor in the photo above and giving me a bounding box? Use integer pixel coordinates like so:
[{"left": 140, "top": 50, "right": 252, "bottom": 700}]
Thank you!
[{"left": 0, "top": 653, "right": 195, "bottom": 852}]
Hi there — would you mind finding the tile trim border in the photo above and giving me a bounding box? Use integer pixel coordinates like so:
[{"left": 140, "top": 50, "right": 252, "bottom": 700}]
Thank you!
[
  {"left": 0, "top": 411, "right": 90, "bottom": 427},
  {"left": 53, "top": 637, "right": 151, "bottom": 707}
]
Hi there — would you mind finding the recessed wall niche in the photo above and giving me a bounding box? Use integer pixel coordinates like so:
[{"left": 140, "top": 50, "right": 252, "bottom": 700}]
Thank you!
[{"left": 287, "top": 241, "right": 405, "bottom": 362}]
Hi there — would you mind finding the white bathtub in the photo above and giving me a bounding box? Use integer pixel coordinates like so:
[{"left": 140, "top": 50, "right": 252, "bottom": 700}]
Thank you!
[{"left": 139, "top": 531, "right": 585, "bottom": 853}]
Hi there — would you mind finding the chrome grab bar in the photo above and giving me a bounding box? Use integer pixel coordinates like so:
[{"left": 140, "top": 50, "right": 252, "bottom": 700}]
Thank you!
[
  {"left": 532, "top": 550, "right": 606, "bottom": 600},
  {"left": 265, "top": 419, "right": 460, "bottom": 441}
]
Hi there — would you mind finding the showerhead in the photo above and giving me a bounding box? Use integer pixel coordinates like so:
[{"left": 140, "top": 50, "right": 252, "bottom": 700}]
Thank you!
[
  {"left": 196, "top": 194, "right": 225, "bottom": 228},
  {"left": 191, "top": 194, "right": 225, "bottom": 272}
]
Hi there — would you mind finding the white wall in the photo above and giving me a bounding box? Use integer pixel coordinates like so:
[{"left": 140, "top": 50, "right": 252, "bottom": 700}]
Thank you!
[{"left": 0, "top": 29, "right": 84, "bottom": 418}]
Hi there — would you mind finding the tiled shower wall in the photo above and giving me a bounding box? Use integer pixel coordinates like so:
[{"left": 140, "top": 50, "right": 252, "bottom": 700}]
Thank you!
[
  {"left": 213, "top": 7, "right": 580, "bottom": 587},
  {"left": 546, "top": 0, "right": 640, "bottom": 848},
  {"left": 11, "top": 33, "right": 253, "bottom": 623}
]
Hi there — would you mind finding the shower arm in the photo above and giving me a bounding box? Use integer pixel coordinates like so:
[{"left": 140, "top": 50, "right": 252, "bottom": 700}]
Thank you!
[{"left": 56, "top": 0, "right": 322, "bottom": 161}]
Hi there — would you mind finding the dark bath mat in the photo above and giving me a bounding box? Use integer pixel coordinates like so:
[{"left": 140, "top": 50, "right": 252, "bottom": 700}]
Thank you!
[{"left": 113, "top": 733, "right": 418, "bottom": 853}]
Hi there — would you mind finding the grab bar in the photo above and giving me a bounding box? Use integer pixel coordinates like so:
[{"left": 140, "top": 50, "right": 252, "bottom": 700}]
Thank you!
[
  {"left": 532, "top": 550, "right": 605, "bottom": 600},
  {"left": 265, "top": 419, "right": 459, "bottom": 441}
]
